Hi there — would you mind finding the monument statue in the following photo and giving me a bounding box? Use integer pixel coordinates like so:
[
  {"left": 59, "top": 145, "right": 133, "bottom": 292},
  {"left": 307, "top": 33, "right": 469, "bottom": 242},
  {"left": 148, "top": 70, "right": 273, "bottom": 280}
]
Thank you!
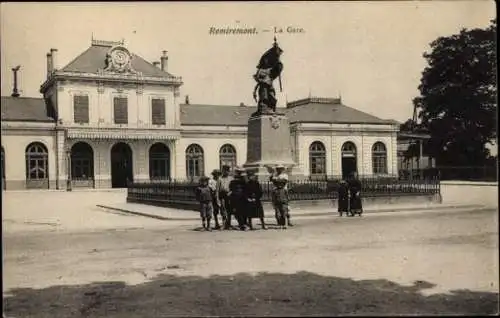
[
  {"left": 252, "top": 37, "right": 284, "bottom": 116},
  {"left": 244, "top": 37, "right": 301, "bottom": 179}
]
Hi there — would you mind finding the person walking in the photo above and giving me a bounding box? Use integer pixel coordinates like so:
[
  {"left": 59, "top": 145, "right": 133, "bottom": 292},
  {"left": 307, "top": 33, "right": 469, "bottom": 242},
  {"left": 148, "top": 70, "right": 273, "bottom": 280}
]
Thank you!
[
  {"left": 245, "top": 170, "right": 266, "bottom": 230},
  {"left": 229, "top": 167, "right": 248, "bottom": 231},
  {"left": 337, "top": 179, "right": 349, "bottom": 217},
  {"left": 219, "top": 165, "right": 233, "bottom": 229},
  {"left": 347, "top": 172, "right": 363, "bottom": 217}
]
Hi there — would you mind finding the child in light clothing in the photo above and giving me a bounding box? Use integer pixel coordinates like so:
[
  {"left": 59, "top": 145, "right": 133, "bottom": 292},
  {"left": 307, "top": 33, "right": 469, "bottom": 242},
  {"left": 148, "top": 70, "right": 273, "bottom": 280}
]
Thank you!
[{"left": 195, "top": 176, "right": 214, "bottom": 231}]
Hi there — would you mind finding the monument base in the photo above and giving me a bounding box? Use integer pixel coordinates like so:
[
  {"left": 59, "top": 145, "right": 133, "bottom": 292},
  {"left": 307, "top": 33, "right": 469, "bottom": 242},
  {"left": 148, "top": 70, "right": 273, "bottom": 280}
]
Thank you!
[
  {"left": 243, "top": 162, "right": 304, "bottom": 181},
  {"left": 244, "top": 113, "right": 304, "bottom": 180}
]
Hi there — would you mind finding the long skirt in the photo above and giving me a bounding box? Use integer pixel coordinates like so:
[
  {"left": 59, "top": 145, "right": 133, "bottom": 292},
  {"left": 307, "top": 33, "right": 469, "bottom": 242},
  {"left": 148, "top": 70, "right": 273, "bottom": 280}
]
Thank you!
[
  {"left": 247, "top": 200, "right": 264, "bottom": 219},
  {"left": 230, "top": 197, "right": 247, "bottom": 227},
  {"left": 338, "top": 197, "right": 349, "bottom": 213},
  {"left": 350, "top": 194, "right": 363, "bottom": 214}
]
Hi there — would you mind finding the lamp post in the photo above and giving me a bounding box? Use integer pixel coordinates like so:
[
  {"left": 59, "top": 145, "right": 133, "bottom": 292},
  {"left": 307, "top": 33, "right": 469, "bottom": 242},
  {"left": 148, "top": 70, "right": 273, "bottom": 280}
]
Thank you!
[{"left": 66, "top": 148, "right": 72, "bottom": 191}]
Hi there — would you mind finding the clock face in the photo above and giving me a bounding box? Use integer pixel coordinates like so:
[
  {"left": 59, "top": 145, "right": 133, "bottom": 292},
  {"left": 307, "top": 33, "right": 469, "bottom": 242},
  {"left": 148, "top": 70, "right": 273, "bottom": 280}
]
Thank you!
[{"left": 111, "top": 48, "right": 130, "bottom": 68}]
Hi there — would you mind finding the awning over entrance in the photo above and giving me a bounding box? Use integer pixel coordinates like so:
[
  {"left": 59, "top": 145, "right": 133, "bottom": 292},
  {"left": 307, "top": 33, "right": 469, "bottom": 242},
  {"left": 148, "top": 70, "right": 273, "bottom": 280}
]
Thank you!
[{"left": 66, "top": 128, "right": 180, "bottom": 140}]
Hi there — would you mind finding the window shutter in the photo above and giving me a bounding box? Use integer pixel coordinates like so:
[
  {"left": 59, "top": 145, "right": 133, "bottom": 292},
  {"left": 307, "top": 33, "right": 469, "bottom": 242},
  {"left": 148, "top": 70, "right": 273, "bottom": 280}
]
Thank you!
[
  {"left": 113, "top": 97, "right": 128, "bottom": 124},
  {"left": 151, "top": 99, "right": 166, "bottom": 125},
  {"left": 73, "top": 95, "right": 89, "bottom": 123}
]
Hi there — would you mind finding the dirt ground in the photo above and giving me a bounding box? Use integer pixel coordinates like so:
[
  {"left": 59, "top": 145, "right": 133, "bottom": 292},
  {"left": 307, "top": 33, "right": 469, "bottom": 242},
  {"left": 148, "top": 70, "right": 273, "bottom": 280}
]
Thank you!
[{"left": 3, "top": 205, "right": 499, "bottom": 317}]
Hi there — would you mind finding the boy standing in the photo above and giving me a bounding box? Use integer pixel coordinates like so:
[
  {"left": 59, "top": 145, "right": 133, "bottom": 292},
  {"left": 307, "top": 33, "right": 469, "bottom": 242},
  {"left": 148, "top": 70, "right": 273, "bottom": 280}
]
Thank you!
[
  {"left": 219, "top": 165, "right": 233, "bottom": 229},
  {"left": 209, "top": 169, "right": 222, "bottom": 229},
  {"left": 195, "top": 176, "right": 214, "bottom": 231},
  {"left": 269, "top": 164, "right": 293, "bottom": 227}
]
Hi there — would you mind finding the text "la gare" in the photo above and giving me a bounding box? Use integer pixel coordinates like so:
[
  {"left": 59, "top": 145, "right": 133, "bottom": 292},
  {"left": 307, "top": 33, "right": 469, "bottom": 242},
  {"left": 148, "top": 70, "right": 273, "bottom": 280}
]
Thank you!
[{"left": 275, "top": 26, "right": 305, "bottom": 34}]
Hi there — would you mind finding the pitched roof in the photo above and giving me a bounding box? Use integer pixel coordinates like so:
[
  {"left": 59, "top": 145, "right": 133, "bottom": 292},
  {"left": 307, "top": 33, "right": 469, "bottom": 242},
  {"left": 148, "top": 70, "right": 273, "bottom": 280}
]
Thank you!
[
  {"left": 1, "top": 96, "right": 396, "bottom": 126},
  {"left": 180, "top": 104, "right": 256, "bottom": 126},
  {"left": 180, "top": 98, "right": 396, "bottom": 126},
  {"left": 62, "top": 43, "right": 174, "bottom": 78},
  {"left": 1, "top": 96, "right": 55, "bottom": 122},
  {"left": 286, "top": 99, "right": 395, "bottom": 125}
]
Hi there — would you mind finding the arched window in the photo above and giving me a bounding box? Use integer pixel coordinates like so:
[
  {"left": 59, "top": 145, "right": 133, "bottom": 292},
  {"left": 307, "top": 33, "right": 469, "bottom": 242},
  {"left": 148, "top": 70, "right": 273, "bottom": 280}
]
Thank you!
[
  {"left": 219, "top": 144, "right": 237, "bottom": 171},
  {"left": 71, "top": 142, "right": 94, "bottom": 181},
  {"left": 150, "top": 143, "right": 170, "bottom": 180},
  {"left": 341, "top": 142, "right": 357, "bottom": 156},
  {"left": 309, "top": 141, "right": 326, "bottom": 176},
  {"left": 186, "top": 144, "right": 204, "bottom": 178},
  {"left": 372, "top": 142, "right": 388, "bottom": 174},
  {"left": 25, "top": 142, "right": 49, "bottom": 188}
]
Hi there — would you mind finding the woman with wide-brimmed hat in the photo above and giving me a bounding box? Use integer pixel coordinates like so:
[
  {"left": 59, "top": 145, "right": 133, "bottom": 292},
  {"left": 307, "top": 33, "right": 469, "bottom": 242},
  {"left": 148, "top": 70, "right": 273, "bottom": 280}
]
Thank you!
[
  {"left": 347, "top": 172, "right": 363, "bottom": 217},
  {"left": 337, "top": 179, "right": 349, "bottom": 217}
]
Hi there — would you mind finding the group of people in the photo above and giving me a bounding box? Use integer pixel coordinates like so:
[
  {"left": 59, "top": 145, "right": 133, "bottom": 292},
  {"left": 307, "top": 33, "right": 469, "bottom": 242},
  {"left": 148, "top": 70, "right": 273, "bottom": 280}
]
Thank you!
[
  {"left": 337, "top": 172, "right": 364, "bottom": 217},
  {"left": 195, "top": 164, "right": 293, "bottom": 231}
]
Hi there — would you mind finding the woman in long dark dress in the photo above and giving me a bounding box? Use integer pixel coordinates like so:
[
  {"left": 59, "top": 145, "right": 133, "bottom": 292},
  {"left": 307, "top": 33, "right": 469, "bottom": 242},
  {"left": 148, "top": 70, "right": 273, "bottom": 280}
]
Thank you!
[
  {"left": 337, "top": 180, "right": 349, "bottom": 216},
  {"left": 347, "top": 172, "right": 363, "bottom": 217},
  {"left": 245, "top": 170, "right": 266, "bottom": 230},
  {"left": 229, "top": 167, "right": 248, "bottom": 230}
]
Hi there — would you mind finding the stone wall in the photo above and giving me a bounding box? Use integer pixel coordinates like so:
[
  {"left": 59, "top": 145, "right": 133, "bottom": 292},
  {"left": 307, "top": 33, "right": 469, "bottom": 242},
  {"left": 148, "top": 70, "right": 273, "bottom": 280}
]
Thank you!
[{"left": 440, "top": 181, "right": 498, "bottom": 208}]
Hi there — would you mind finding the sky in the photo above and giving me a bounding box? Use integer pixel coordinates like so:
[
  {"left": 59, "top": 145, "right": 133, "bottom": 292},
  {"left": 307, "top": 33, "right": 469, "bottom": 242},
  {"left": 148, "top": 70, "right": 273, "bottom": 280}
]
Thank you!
[{"left": 0, "top": 1, "right": 496, "bottom": 124}]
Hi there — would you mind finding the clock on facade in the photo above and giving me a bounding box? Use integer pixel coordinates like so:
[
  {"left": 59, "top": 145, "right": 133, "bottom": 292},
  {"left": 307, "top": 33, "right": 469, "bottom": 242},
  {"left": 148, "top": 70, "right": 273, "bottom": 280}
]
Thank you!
[{"left": 104, "top": 46, "right": 135, "bottom": 73}]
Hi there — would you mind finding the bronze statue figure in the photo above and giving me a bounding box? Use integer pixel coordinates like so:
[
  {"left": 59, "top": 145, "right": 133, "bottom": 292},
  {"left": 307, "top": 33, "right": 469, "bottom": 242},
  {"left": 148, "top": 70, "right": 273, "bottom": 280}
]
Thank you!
[{"left": 252, "top": 37, "right": 284, "bottom": 116}]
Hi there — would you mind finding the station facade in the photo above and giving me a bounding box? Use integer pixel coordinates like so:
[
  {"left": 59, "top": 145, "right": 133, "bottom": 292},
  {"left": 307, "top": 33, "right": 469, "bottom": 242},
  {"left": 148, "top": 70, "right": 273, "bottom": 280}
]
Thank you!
[{"left": 1, "top": 39, "right": 400, "bottom": 190}]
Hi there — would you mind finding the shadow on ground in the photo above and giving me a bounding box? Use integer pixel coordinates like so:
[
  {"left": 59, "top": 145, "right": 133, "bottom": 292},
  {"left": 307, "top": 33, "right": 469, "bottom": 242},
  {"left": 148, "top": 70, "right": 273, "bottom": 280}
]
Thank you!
[{"left": 3, "top": 271, "right": 498, "bottom": 317}]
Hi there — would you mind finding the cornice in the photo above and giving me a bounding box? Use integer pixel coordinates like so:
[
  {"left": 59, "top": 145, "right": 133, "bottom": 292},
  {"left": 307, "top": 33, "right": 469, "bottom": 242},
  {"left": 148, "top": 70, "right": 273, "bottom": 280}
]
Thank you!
[{"left": 40, "top": 70, "right": 183, "bottom": 93}]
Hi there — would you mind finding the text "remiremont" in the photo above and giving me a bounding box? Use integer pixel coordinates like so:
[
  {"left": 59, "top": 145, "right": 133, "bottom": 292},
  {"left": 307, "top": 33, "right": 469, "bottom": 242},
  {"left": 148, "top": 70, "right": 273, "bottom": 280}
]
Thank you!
[{"left": 209, "top": 27, "right": 258, "bottom": 35}]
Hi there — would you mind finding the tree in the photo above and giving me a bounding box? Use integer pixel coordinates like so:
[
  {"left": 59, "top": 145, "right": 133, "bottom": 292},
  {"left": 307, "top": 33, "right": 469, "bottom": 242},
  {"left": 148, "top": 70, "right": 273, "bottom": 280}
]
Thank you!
[{"left": 412, "top": 19, "right": 497, "bottom": 166}]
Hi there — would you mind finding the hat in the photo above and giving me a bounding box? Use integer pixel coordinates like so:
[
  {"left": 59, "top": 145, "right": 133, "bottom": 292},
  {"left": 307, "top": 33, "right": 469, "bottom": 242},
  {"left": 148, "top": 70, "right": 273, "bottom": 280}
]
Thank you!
[
  {"left": 275, "top": 164, "right": 285, "bottom": 169},
  {"left": 221, "top": 165, "right": 231, "bottom": 171},
  {"left": 246, "top": 169, "right": 256, "bottom": 176},
  {"left": 211, "top": 169, "right": 221, "bottom": 176}
]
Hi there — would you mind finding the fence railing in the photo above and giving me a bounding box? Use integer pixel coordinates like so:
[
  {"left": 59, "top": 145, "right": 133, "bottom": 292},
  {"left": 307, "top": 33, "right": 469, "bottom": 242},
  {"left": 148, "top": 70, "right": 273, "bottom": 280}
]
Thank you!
[
  {"left": 127, "top": 176, "right": 440, "bottom": 204},
  {"left": 399, "top": 166, "right": 497, "bottom": 182}
]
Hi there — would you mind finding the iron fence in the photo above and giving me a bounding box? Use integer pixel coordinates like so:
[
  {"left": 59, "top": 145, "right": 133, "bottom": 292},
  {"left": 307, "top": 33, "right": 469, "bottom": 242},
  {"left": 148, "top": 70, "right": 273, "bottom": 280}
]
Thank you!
[
  {"left": 127, "top": 176, "right": 440, "bottom": 204},
  {"left": 398, "top": 166, "right": 497, "bottom": 182}
]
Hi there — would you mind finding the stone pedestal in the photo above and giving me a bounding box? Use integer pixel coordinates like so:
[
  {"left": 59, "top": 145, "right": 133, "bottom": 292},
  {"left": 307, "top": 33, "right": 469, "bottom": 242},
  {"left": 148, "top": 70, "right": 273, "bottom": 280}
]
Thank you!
[{"left": 244, "top": 113, "right": 303, "bottom": 179}]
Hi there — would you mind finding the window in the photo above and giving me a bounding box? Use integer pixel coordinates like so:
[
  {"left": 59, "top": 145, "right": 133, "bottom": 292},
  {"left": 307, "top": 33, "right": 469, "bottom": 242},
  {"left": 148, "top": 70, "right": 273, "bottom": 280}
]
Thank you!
[
  {"left": 219, "top": 144, "right": 237, "bottom": 170},
  {"left": 186, "top": 144, "right": 204, "bottom": 178},
  {"left": 25, "top": 143, "right": 48, "bottom": 180},
  {"left": 372, "top": 142, "right": 388, "bottom": 174},
  {"left": 149, "top": 143, "right": 170, "bottom": 180},
  {"left": 309, "top": 141, "right": 326, "bottom": 176},
  {"left": 341, "top": 142, "right": 357, "bottom": 156},
  {"left": 73, "top": 95, "right": 89, "bottom": 123},
  {"left": 151, "top": 98, "right": 166, "bottom": 125},
  {"left": 113, "top": 97, "right": 128, "bottom": 124},
  {"left": 71, "top": 142, "right": 94, "bottom": 180}
]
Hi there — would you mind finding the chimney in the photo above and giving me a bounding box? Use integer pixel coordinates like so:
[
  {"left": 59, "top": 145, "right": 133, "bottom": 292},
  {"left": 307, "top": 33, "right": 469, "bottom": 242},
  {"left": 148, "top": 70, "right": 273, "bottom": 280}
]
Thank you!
[
  {"left": 11, "top": 65, "right": 21, "bottom": 97},
  {"left": 153, "top": 61, "right": 160, "bottom": 68},
  {"left": 160, "top": 51, "right": 168, "bottom": 72},
  {"left": 50, "top": 48, "right": 58, "bottom": 71},
  {"left": 46, "top": 53, "right": 53, "bottom": 78},
  {"left": 185, "top": 95, "right": 190, "bottom": 105}
]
